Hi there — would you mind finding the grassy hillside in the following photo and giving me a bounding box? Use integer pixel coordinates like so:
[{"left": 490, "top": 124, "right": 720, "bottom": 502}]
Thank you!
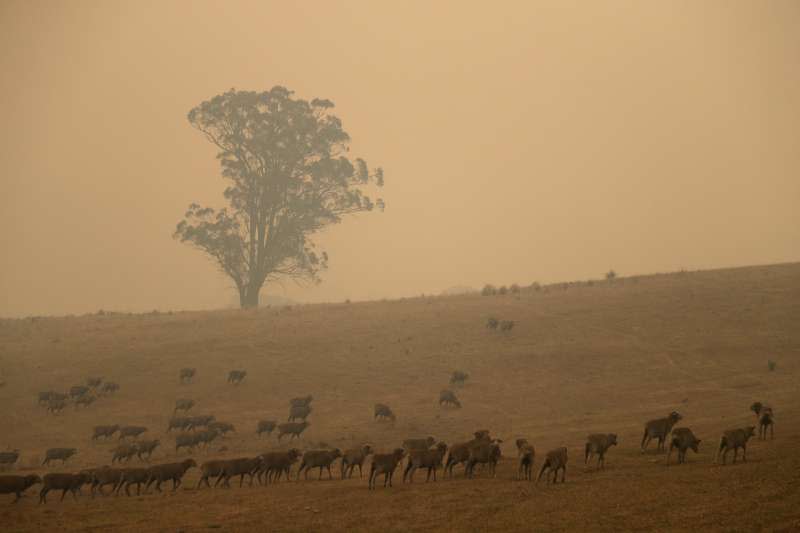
[{"left": 1, "top": 263, "right": 799, "bottom": 532}]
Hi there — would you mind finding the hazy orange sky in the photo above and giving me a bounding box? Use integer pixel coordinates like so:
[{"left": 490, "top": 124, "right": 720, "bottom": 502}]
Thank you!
[{"left": 1, "top": 0, "right": 798, "bottom": 316}]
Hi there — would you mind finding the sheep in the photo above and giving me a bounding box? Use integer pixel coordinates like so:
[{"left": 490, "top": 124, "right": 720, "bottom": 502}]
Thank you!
[
  {"left": 288, "top": 404, "right": 312, "bottom": 422},
  {"left": 227, "top": 370, "right": 247, "bottom": 384},
  {"left": 43, "top": 448, "right": 77, "bottom": 466},
  {"left": 374, "top": 403, "right": 396, "bottom": 422},
  {"left": 256, "top": 420, "right": 277, "bottom": 437},
  {"left": 75, "top": 395, "right": 96, "bottom": 409},
  {"left": 403, "top": 442, "right": 448, "bottom": 482},
  {"left": 0, "top": 450, "right": 20, "bottom": 469},
  {"left": 717, "top": 426, "right": 756, "bottom": 465},
  {"left": 518, "top": 444, "right": 535, "bottom": 481},
  {"left": 136, "top": 439, "right": 160, "bottom": 460},
  {"left": 538, "top": 447, "right": 568, "bottom": 484},
  {"left": 515, "top": 439, "right": 529, "bottom": 456},
  {"left": 87, "top": 467, "right": 124, "bottom": 497},
  {"left": 368, "top": 448, "right": 405, "bottom": 489},
  {"left": 219, "top": 457, "right": 262, "bottom": 487},
  {"left": 208, "top": 421, "right": 235, "bottom": 436},
  {"left": 168, "top": 416, "right": 193, "bottom": 432},
  {"left": 759, "top": 408, "right": 775, "bottom": 440},
  {"left": 92, "top": 425, "right": 120, "bottom": 440},
  {"left": 585, "top": 433, "right": 618, "bottom": 469},
  {"left": 750, "top": 402, "right": 764, "bottom": 419},
  {"left": 450, "top": 370, "right": 469, "bottom": 386},
  {"left": 187, "top": 415, "right": 215, "bottom": 430},
  {"left": 277, "top": 421, "right": 310, "bottom": 441},
  {"left": 444, "top": 432, "right": 496, "bottom": 478},
  {"left": 486, "top": 317, "right": 499, "bottom": 330},
  {"left": 289, "top": 395, "right": 313, "bottom": 408},
  {"left": 341, "top": 444, "right": 373, "bottom": 479},
  {"left": 439, "top": 389, "right": 461, "bottom": 408},
  {"left": 297, "top": 449, "right": 342, "bottom": 481},
  {"left": 38, "top": 391, "right": 55, "bottom": 406},
  {"left": 666, "top": 428, "right": 701, "bottom": 465},
  {"left": 500, "top": 320, "right": 515, "bottom": 332},
  {"left": 257, "top": 449, "right": 302, "bottom": 484},
  {"left": 118, "top": 426, "right": 147, "bottom": 440},
  {"left": 86, "top": 377, "right": 103, "bottom": 389},
  {"left": 403, "top": 436, "right": 436, "bottom": 452},
  {"left": 641, "top": 411, "right": 682, "bottom": 452},
  {"left": 111, "top": 443, "right": 138, "bottom": 463},
  {"left": 47, "top": 398, "right": 67, "bottom": 414},
  {"left": 115, "top": 467, "right": 150, "bottom": 496},
  {"left": 174, "top": 399, "right": 195, "bottom": 413},
  {"left": 179, "top": 367, "right": 196, "bottom": 384},
  {"left": 69, "top": 385, "right": 89, "bottom": 399},
  {"left": 465, "top": 441, "right": 501, "bottom": 478},
  {"left": 196, "top": 459, "right": 228, "bottom": 489},
  {"left": 175, "top": 433, "right": 200, "bottom": 453},
  {"left": 39, "top": 472, "right": 92, "bottom": 503},
  {"left": 144, "top": 459, "right": 197, "bottom": 492},
  {"left": 193, "top": 429, "right": 220, "bottom": 448},
  {"left": 100, "top": 382, "right": 119, "bottom": 395},
  {"left": 0, "top": 474, "right": 41, "bottom": 503}
]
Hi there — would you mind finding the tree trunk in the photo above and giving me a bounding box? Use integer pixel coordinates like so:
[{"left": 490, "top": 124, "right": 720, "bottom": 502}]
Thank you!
[{"left": 241, "top": 283, "right": 261, "bottom": 309}]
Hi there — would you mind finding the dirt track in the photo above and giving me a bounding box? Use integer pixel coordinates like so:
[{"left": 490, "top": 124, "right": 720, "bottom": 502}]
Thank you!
[{"left": 1, "top": 263, "right": 799, "bottom": 532}]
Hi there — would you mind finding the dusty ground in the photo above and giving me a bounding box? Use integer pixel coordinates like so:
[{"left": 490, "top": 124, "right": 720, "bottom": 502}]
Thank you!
[{"left": 1, "top": 263, "right": 799, "bottom": 532}]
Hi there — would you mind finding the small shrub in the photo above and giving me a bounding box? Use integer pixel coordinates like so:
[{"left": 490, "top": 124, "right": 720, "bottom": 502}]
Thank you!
[
  {"left": 486, "top": 317, "right": 499, "bottom": 330},
  {"left": 768, "top": 360, "right": 777, "bottom": 371},
  {"left": 500, "top": 320, "right": 515, "bottom": 332},
  {"left": 510, "top": 283, "right": 520, "bottom": 294},
  {"left": 481, "top": 284, "right": 497, "bottom": 296},
  {"left": 530, "top": 282, "right": 541, "bottom": 291},
  {"left": 605, "top": 270, "right": 617, "bottom": 282}
]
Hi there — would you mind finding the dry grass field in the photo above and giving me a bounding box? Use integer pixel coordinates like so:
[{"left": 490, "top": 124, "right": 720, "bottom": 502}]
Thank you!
[{"left": 1, "top": 263, "right": 799, "bottom": 532}]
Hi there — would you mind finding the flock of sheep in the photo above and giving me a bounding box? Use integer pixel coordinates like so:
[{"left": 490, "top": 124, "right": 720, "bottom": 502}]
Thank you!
[{"left": 0, "top": 367, "right": 778, "bottom": 503}]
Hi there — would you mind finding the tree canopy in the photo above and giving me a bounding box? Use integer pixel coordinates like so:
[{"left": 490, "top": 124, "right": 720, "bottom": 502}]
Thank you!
[{"left": 174, "top": 86, "right": 384, "bottom": 308}]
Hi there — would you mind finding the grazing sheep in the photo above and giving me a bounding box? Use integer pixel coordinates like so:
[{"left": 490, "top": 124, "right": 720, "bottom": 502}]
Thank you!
[
  {"left": 74, "top": 395, "right": 96, "bottom": 409},
  {"left": 118, "top": 426, "right": 147, "bottom": 440},
  {"left": 486, "top": 317, "right": 499, "bottom": 330},
  {"left": 518, "top": 444, "right": 535, "bottom": 481},
  {"left": 465, "top": 441, "right": 501, "bottom": 478},
  {"left": 196, "top": 460, "right": 228, "bottom": 489},
  {"left": 87, "top": 467, "right": 124, "bottom": 497},
  {"left": 175, "top": 433, "right": 198, "bottom": 453},
  {"left": 193, "top": 429, "right": 220, "bottom": 448},
  {"left": 585, "top": 433, "right": 618, "bottom": 469},
  {"left": 341, "top": 444, "right": 373, "bottom": 479},
  {"left": 187, "top": 415, "right": 215, "bottom": 430},
  {"left": 39, "top": 472, "right": 92, "bottom": 503},
  {"left": 717, "top": 426, "right": 756, "bottom": 465},
  {"left": 373, "top": 403, "right": 396, "bottom": 422},
  {"left": 219, "top": 457, "right": 262, "bottom": 487},
  {"left": 46, "top": 398, "right": 67, "bottom": 414},
  {"left": 297, "top": 449, "right": 342, "bottom": 481},
  {"left": 111, "top": 443, "right": 138, "bottom": 463},
  {"left": 403, "top": 442, "right": 448, "bottom": 482},
  {"left": 136, "top": 440, "right": 160, "bottom": 460},
  {"left": 500, "top": 320, "right": 515, "bottom": 332},
  {"left": 450, "top": 370, "right": 469, "bottom": 386},
  {"left": 257, "top": 420, "right": 277, "bottom": 437},
  {"left": 0, "top": 451, "right": 20, "bottom": 469},
  {"left": 92, "top": 425, "right": 120, "bottom": 440},
  {"left": 444, "top": 432, "right": 496, "bottom": 478},
  {"left": 277, "top": 421, "right": 310, "bottom": 441},
  {"left": 759, "top": 408, "right": 775, "bottom": 440},
  {"left": 174, "top": 399, "right": 195, "bottom": 413},
  {"left": 288, "top": 404, "right": 312, "bottom": 422},
  {"left": 538, "top": 447, "right": 568, "bottom": 484},
  {"left": 0, "top": 474, "right": 41, "bottom": 503},
  {"left": 641, "top": 411, "right": 682, "bottom": 452},
  {"left": 179, "top": 367, "right": 196, "bottom": 384},
  {"left": 667, "top": 428, "right": 701, "bottom": 465},
  {"left": 208, "top": 421, "right": 235, "bottom": 436},
  {"left": 100, "top": 382, "right": 119, "bottom": 395},
  {"left": 402, "top": 436, "right": 436, "bottom": 452},
  {"left": 289, "top": 395, "right": 313, "bottom": 408},
  {"left": 115, "top": 468, "right": 150, "bottom": 496},
  {"left": 439, "top": 389, "right": 461, "bottom": 408},
  {"left": 69, "top": 385, "right": 89, "bottom": 399},
  {"left": 144, "top": 459, "right": 197, "bottom": 492},
  {"left": 368, "top": 449, "right": 406, "bottom": 489},
  {"left": 168, "top": 416, "right": 193, "bottom": 432},
  {"left": 86, "top": 377, "right": 103, "bottom": 389},
  {"left": 227, "top": 370, "right": 247, "bottom": 384},
  {"left": 43, "top": 448, "right": 77, "bottom": 466},
  {"left": 257, "top": 449, "right": 302, "bottom": 484}
]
